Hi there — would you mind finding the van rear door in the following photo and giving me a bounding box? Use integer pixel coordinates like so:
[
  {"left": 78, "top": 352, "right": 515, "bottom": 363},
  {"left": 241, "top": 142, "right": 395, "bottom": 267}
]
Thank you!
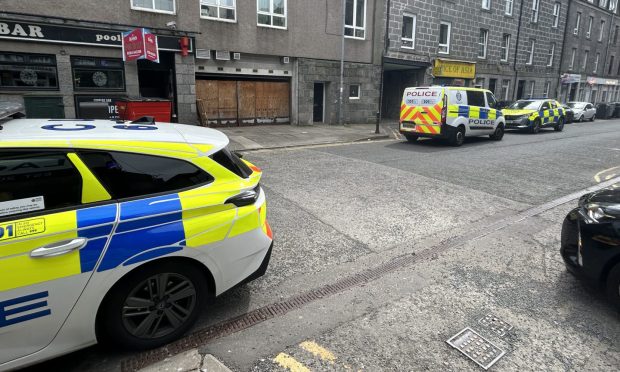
[{"left": 400, "top": 88, "right": 444, "bottom": 133}]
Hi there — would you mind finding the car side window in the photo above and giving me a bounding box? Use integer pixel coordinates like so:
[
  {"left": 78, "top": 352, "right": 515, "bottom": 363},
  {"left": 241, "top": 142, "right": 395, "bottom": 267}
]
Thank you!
[
  {"left": 0, "top": 151, "right": 82, "bottom": 219},
  {"left": 79, "top": 151, "right": 214, "bottom": 199},
  {"left": 541, "top": 102, "right": 550, "bottom": 110},
  {"left": 485, "top": 92, "right": 497, "bottom": 109},
  {"left": 466, "top": 91, "right": 486, "bottom": 107}
]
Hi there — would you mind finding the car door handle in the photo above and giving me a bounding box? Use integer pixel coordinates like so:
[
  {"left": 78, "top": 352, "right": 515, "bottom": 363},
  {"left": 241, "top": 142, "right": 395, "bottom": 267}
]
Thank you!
[{"left": 30, "top": 238, "right": 88, "bottom": 258}]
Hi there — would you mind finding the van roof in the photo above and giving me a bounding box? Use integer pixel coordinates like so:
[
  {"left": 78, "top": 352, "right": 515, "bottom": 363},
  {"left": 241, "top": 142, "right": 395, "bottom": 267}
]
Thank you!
[
  {"left": 0, "top": 119, "right": 229, "bottom": 154},
  {"left": 404, "top": 86, "right": 490, "bottom": 93}
]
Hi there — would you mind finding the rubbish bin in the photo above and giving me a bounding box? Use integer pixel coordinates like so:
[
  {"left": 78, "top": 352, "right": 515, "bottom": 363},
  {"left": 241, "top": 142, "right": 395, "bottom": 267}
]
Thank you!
[
  {"left": 116, "top": 98, "right": 172, "bottom": 123},
  {"left": 596, "top": 103, "right": 613, "bottom": 119},
  {"left": 613, "top": 103, "right": 620, "bottom": 118}
]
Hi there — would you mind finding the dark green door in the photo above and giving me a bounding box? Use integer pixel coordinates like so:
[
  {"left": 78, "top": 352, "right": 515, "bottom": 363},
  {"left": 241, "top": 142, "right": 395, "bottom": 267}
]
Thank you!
[{"left": 23, "top": 96, "right": 65, "bottom": 118}]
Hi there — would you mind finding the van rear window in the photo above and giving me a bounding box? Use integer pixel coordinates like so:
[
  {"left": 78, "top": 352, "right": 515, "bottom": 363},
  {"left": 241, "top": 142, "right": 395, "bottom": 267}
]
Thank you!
[{"left": 403, "top": 88, "right": 442, "bottom": 106}]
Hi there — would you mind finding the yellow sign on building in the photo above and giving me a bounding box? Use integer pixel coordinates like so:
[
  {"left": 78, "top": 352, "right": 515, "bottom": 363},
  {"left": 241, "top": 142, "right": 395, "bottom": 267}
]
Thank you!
[{"left": 433, "top": 59, "right": 476, "bottom": 79}]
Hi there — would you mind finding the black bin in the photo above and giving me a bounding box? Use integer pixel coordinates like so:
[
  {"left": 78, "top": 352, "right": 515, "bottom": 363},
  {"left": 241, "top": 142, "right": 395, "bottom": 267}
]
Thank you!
[{"left": 78, "top": 102, "right": 110, "bottom": 119}]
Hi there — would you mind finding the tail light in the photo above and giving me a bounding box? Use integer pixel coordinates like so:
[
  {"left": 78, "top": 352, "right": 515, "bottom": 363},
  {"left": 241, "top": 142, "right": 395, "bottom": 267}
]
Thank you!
[{"left": 441, "top": 94, "right": 448, "bottom": 125}]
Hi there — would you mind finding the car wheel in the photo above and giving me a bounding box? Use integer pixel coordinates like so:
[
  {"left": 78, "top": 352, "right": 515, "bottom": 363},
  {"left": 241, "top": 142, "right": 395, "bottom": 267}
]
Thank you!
[
  {"left": 404, "top": 133, "right": 418, "bottom": 143},
  {"left": 450, "top": 126, "right": 465, "bottom": 146},
  {"left": 590, "top": 114, "right": 595, "bottom": 122},
  {"left": 605, "top": 263, "right": 620, "bottom": 310},
  {"left": 489, "top": 124, "right": 504, "bottom": 141},
  {"left": 99, "top": 261, "right": 207, "bottom": 350},
  {"left": 529, "top": 119, "right": 541, "bottom": 134},
  {"left": 578, "top": 115, "right": 584, "bottom": 122},
  {"left": 554, "top": 117, "right": 565, "bottom": 132}
]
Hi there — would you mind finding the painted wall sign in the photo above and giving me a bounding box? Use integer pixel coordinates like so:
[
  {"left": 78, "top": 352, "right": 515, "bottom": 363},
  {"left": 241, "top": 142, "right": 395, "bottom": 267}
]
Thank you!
[{"left": 0, "top": 19, "right": 191, "bottom": 52}]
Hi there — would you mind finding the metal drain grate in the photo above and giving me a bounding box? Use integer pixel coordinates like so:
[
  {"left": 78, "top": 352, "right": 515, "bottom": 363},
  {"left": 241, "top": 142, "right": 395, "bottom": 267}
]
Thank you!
[
  {"left": 447, "top": 327, "right": 505, "bottom": 370},
  {"left": 478, "top": 314, "right": 513, "bottom": 337}
]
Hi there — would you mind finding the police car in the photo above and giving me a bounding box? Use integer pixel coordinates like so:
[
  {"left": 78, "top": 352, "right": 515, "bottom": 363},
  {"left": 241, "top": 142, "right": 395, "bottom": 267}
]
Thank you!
[
  {"left": 399, "top": 86, "right": 505, "bottom": 146},
  {"left": 0, "top": 117, "right": 273, "bottom": 369},
  {"left": 502, "top": 99, "right": 565, "bottom": 133}
]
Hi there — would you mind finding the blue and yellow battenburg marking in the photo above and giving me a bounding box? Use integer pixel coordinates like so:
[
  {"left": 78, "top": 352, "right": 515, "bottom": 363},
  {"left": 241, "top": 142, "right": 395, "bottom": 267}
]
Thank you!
[
  {"left": 537, "top": 108, "right": 564, "bottom": 124},
  {"left": 447, "top": 105, "right": 502, "bottom": 120}
]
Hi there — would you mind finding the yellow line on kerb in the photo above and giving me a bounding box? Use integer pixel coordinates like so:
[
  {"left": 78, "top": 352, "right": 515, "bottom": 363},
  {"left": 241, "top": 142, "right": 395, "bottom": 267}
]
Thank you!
[
  {"left": 273, "top": 353, "right": 310, "bottom": 372},
  {"left": 594, "top": 166, "right": 620, "bottom": 183},
  {"left": 299, "top": 341, "right": 337, "bottom": 363}
]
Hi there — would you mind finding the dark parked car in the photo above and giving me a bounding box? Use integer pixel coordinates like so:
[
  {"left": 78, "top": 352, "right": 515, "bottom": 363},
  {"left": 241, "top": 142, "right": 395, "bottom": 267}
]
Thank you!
[
  {"left": 595, "top": 103, "right": 615, "bottom": 119},
  {"left": 612, "top": 102, "right": 620, "bottom": 118},
  {"left": 561, "top": 104, "right": 575, "bottom": 123},
  {"left": 561, "top": 188, "right": 620, "bottom": 309}
]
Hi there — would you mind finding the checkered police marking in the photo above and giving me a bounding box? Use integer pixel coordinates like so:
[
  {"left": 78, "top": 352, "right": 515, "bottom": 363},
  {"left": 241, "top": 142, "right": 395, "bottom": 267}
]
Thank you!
[{"left": 447, "top": 327, "right": 505, "bottom": 370}]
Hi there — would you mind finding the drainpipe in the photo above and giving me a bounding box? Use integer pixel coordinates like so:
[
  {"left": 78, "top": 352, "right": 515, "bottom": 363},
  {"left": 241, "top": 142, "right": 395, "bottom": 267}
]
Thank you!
[
  {"left": 338, "top": 0, "right": 346, "bottom": 126},
  {"left": 377, "top": 0, "right": 391, "bottom": 133},
  {"left": 512, "top": 0, "right": 526, "bottom": 100},
  {"left": 556, "top": 0, "right": 573, "bottom": 101}
]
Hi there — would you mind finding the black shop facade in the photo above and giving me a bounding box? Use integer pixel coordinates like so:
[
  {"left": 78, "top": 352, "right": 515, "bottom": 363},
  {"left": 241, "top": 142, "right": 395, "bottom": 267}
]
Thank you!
[{"left": 0, "top": 15, "right": 195, "bottom": 122}]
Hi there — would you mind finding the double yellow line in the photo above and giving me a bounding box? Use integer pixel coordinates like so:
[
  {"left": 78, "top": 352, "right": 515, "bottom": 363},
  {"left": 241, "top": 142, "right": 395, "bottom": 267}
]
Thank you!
[{"left": 273, "top": 340, "right": 339, "bottom": 372}]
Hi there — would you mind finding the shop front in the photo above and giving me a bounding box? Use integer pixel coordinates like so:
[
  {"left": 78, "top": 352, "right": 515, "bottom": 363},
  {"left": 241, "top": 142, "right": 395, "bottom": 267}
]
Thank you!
[{"left": 0, "top": 15, "right": 196, "bottom": 123}]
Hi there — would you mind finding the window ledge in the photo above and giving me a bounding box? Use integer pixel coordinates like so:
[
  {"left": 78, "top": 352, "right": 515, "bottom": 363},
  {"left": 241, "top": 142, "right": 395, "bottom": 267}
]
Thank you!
[
  {"left": 130, "top": 6, "right": 176, "bottom": 15},
  {"left": 345, "top": 35, "right": 366, "bottom": 40},
  {"left": 200, "top": 16, "right": 237, "bottom": 23},
  {"left": 257, "top": 24, "right": 288, "bottom": 30}
]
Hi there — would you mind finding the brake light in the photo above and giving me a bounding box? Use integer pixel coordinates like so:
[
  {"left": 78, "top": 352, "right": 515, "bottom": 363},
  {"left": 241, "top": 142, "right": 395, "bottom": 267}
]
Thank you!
[{"left": 441, "top": 94, "right": 448, "bottom": 124}]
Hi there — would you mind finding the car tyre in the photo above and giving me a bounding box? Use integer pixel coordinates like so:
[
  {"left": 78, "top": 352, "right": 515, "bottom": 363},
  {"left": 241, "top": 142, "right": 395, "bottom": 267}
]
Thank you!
[
  {"left": 450, "top": 126, "right": 465, "bottom": 147},
  {"left": 605, "top": 263, "right": 620, "bottom": 310},
  {"left": 554, "top": 117, "right": 565, "bottom": 132},
  {"left": 404, "top": 133, "right": 419, "bottom": 143},
  {"left": 98, "top": 261, "right": 207, "bottom": 350},
  {"left": 578, "top": 115, "right": 584, "bottom": 122},
  {"left": 489, "top": 124, "right": 504, "bottom": 141},
  {"left": 590, "top": 114, "right": 595, "bottom": 122},
  {"left": 529, "top": 119, "right": 541, "bottom": 134}
]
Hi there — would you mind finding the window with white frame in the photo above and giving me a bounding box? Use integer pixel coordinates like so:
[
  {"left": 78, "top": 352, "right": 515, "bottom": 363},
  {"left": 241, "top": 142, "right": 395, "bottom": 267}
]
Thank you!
[
  {"left": 574, "top": 12, "right": 581, "bottom": 35},
  {"left": 587, "top": 16, "right": 593, "bottom": 38},
  {"left": 594, "top": 52, "right": 600, "bottom": 73},
  {"left": 401, "top": 13, "right": 416, "bottom": 49},
  {"left": 345, "top": 0, "right": 366, "bottom": 39},
  {"left": 131, "top": 0, "right": 175, "bottom": 13},
  {"left": 544, "top": 81, "right": 550, "bottom": 97},
  {"left": 553, "top": 3, "right": 561, "bottom": 28},
  {"left": 548, "top": 43, "right": 555, "bottom": 66},
  {"left": 501, "top": 34, "right": 511, "bottom": 62},
  {"left": 609, "top": 55, "right": 615, "bottom": 74},
  {"left": 583, "top": 50, "right": 589, "bottom": 70},
  {"left": 349, "top": 84, "right": 360, "bottom": 99},
  {"left": 615, "top": 25, "right": 620, "bottom": 44},
  {"left": 600, "top": 20, "right": 606, "bottom": 41},
  {"left": 600, "top": 0, "right": 609, "bottom": 8},
  {"left": 501, "top": 79, "right": 511, "bottom": 100},
  {"left": 569, "top": 48, "right": 576, "bottom": 69},
  {"left": 478, "top": 29, "right": 488, "bottom": 58},
  {"left": 529, "top": 81, "right": 535, "bottom": 97},
  {"left": 257, "top": 0, "right": 287, "bottom": 28},
  {"left": 611, "top": 0, "right": 618, "bottom": 13},
  {"left": 531, "top": 0, "right": 539, "bottom": 23},
  {"left": 482, "top": 0, "right": 491, "bottom": 10},
  {"left": 527, "top": 39, "right": 535, "bottom": 65},
  {"left": 438, "top": 22, "right": 451, "bottom": 54},
  {"left": 505, "top": 0, "right": 513, "bottom": 15},
  {"left": 201, "top": 0, "right": 236, "bottom": 21}
]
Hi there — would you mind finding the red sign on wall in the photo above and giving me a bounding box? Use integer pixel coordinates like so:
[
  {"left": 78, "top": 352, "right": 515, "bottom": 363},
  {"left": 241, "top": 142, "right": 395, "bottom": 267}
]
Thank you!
[{"left": 122, "top": 28, "right": 159, "bottom": 63}]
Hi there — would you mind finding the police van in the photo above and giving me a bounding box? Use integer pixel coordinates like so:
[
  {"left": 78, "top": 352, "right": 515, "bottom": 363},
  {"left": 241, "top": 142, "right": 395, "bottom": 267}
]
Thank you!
[
  {"left": 399, "top": 86, "right": 505, "bottom": 146},
  {"left": 0, "top": 115, "right": 273, "bottom": 369}
]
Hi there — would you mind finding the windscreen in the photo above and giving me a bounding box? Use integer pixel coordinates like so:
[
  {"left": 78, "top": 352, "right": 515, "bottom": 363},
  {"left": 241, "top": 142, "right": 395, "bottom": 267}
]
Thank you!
[{"left": 509, "top": 100, "right": 541, "bottom": 110}]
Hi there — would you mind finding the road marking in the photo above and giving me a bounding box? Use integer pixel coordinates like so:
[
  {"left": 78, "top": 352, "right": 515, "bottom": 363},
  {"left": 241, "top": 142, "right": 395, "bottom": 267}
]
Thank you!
[
  {"left": 605, "top": 148, "right": 620, "bottom": 151},
  {"left": 594, "top": 166, "right": 620, "bottom": 182},
  {"left": 299, "top": 341, "right": 337, "bottom": 363},
  {"left": 273, "top": 353, "right": 310, "bottom": 372}
]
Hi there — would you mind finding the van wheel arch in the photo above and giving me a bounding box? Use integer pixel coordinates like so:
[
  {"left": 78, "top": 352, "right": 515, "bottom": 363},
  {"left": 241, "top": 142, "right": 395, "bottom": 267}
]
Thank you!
[{"left": 94, "top": 256, "right": 216, "bottom": 344}]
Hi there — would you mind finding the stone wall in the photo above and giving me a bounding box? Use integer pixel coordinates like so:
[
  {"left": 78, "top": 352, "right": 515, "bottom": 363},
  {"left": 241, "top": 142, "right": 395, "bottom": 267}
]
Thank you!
[
  {"left": 296, "top": 58, "right": 381, "bottom": 125},
  {"left": 175, "top": 54, "right": 197, "bottom": 125}
]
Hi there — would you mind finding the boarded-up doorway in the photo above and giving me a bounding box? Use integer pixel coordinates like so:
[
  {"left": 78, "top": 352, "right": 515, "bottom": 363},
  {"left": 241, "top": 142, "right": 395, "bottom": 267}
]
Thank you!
[{"left": 196, "top": 79, "right": 290, "bottom": 127}]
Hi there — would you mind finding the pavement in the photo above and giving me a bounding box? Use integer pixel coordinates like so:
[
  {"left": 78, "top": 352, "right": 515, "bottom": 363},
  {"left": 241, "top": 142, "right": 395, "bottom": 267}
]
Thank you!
[
  {"left": 218, "top": 123, "right": 391, "bottom": 151},
  {"left": 26, "top": 119, "right": 620, "bottom": 372}
]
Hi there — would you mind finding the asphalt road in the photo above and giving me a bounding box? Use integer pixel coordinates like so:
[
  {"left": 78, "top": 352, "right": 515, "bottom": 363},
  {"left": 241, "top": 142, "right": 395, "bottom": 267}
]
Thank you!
[{"left": 29, "top": 120, "right": 620, "bottom": 371}]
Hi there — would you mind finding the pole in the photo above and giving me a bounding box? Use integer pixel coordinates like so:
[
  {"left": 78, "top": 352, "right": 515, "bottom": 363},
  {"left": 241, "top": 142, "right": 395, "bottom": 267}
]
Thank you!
[{"left": 338, "top": 0, "right": 346, "bottom": 126}]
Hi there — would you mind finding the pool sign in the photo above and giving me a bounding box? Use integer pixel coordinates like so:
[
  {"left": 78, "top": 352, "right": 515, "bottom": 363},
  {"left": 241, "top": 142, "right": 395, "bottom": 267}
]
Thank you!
[{"left": 122, "top": 28, "right": 159, "bottom": 63}]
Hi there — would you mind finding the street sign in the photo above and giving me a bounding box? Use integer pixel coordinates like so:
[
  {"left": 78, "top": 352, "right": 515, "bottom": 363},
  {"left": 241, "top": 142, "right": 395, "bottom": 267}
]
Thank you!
[{"left": 122, "top": 28, "right": 159, "bottom": 63}]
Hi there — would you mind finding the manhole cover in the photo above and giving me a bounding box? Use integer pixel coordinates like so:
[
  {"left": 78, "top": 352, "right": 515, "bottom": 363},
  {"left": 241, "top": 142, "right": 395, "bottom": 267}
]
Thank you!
[
  {"left": 447, "top": 327, "right": 505, "bottom": 370},
  {"left": 478, "top": 314, "right": 513, "bottom": 337}
]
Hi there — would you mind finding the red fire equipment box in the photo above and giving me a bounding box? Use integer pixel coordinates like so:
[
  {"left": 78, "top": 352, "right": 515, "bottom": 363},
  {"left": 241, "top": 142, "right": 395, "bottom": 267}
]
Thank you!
[{"left": 116, "top": 98, "right": 172, "bottom": 123}]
